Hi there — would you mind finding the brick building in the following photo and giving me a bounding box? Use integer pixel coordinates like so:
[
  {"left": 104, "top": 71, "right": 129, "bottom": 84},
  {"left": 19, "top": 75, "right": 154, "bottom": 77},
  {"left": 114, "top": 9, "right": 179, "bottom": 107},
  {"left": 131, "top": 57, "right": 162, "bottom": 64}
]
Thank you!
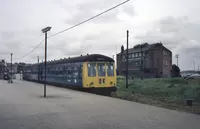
[{"left": 116, "top": 42, "right": 172, "bottom": 78}]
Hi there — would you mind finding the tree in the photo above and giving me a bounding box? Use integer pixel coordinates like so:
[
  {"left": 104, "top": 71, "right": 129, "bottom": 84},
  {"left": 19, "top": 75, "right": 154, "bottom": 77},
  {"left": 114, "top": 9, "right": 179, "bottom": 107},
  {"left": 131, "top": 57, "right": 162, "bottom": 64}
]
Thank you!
[
  {"left": 17, "top": 62, "right": 26, "bottom": 73},
  {"left": 171, "top": 64, "right": 180, "bottom": 77}
]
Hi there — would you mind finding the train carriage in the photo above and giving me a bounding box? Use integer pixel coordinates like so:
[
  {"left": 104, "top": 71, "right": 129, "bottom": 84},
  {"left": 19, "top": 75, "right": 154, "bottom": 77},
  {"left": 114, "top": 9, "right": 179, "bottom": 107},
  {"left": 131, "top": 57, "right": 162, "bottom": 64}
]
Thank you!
[{"left": 23, "top": 54, "right": 117, "bottom": 94}]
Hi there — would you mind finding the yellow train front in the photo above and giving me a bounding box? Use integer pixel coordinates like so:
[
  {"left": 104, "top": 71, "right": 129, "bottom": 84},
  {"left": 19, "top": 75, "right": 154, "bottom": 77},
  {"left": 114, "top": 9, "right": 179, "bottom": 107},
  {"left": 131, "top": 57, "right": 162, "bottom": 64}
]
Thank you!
[
  {"left": 23, "top": 54, "right": 117, "bottom": 95},
  {"left": 82, "top": 58, "right": 117, "bottom": 95}
]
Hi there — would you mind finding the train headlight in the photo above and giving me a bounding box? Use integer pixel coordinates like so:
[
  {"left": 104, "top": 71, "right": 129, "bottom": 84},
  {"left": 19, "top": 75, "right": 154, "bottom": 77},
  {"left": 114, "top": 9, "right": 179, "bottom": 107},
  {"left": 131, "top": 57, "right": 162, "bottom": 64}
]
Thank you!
[{"left": 90, "top": 82, "right": 94, "bottom": 85}]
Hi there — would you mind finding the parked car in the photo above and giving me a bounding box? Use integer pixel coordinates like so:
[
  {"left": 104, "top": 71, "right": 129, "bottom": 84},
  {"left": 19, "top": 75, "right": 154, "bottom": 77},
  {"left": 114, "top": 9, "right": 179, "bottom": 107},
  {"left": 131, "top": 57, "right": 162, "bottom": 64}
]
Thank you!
[
  {"left": 3, "top": 73, "right": 9, "bottom": 80},
  {"left": 186, "top": 74, "right": 200, "bottom": 79}
]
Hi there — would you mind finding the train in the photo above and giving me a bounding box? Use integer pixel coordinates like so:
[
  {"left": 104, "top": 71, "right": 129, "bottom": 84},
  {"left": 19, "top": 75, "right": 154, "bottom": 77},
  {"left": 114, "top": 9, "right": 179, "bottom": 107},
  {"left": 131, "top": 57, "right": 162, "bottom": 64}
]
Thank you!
[{"left": 23, "top": 54, "right": 117, "bottom": 95}]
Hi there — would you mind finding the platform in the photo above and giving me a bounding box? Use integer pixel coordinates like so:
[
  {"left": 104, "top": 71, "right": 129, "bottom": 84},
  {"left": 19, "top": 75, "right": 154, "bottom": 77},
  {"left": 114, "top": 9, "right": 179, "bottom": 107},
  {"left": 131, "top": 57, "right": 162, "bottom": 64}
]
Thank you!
[{"left": 0, "top": 75, "right": 199, "bottom": 129}]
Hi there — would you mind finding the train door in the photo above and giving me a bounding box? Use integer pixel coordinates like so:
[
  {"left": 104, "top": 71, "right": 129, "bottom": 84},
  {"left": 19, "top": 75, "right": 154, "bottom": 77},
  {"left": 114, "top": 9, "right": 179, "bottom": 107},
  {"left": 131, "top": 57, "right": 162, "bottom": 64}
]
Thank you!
[
  {"left": 105, "top": 62, "right": 116, "bottom": 87},
  {"left": 83, "top": 62, "right": 97, "bottom": 88},
  {"left": 97, "top": 62, "right": 106, "bottom": 87}
]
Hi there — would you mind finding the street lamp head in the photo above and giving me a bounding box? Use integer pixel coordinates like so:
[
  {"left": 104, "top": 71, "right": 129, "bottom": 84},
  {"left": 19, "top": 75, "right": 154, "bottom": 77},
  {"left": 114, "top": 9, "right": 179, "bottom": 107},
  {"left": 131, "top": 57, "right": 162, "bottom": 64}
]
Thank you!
[
  {"left": 42, "top": 26, "right": 52, "bottom": 33},
  {"left": 11, "top": 53, "right": 13, "bottom": 56}
]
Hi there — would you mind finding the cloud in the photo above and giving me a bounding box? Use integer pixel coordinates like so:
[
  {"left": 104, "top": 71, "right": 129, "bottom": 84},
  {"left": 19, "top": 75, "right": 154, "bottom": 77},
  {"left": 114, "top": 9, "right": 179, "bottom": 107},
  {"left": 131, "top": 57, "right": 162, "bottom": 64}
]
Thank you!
[
  {"left": 1, "top": 32, "right": 15, "bottom": 40},
  {"left": 134, "top": 16, "right": 200, "bottom": 70},
  {"left": 63, "top": 0, "right": 135, "bottom": 24},
  {"left": 0, "top": 0, "right": 133, "bottom": 64},
  {"left": 1, "top": 0, "right": 199, "bottom": 71}
]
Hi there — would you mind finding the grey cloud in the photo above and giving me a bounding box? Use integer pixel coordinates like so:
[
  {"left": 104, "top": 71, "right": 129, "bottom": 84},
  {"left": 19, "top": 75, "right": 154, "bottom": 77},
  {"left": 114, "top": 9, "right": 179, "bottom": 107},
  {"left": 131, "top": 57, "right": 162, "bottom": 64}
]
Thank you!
[
  {"left": 64, "top": 0, "right": 135, "bottom": 24},
  {"left": 134, "top": 16, "right": 200, "bottom": 70},
  {"left": 1, "top": 32, "right": 15, "bottom": 40}
]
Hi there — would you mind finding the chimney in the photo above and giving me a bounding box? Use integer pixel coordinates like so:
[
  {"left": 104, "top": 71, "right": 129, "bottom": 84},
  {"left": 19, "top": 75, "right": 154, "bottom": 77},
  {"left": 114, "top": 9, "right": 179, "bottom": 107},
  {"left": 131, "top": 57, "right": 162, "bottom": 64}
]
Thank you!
[{"left": 121, "top": 45, "right": 124, "bottom": 53}]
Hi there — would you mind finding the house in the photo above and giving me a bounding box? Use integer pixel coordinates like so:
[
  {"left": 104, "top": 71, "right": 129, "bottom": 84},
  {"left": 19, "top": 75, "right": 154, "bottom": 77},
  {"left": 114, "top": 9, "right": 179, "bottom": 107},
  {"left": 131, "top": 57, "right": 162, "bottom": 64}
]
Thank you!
[{"left": 116, "top": 42, "right": 172, "bottom": 78}]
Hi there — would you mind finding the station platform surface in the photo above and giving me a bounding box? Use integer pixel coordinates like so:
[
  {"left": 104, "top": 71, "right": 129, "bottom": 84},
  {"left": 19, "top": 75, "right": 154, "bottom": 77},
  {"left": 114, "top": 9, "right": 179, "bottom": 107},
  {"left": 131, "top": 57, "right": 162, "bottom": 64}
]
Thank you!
[{"left": 0, "top": 76, "right": 199, "bottom": 129}]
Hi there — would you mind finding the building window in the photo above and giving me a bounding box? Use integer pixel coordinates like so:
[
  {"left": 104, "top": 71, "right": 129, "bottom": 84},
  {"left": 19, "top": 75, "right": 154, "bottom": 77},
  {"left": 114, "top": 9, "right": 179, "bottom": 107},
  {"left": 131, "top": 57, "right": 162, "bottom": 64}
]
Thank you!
[
  {"left": 139, "top": 52, "right": 141, "bottom": 57},
  {"left": 129, "top": 54, "right": 131, "bottom": 58},
  {"left": 135, "top": 53, "right": 138, "bottom": 57},
  {"left": 132, "top": 53, "right": 134, "bottom": 58}
]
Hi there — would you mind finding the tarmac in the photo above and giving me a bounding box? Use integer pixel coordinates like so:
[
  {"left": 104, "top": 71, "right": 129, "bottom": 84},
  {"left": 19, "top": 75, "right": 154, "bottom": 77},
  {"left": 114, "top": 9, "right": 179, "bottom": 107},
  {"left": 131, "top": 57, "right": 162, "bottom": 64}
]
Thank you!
[{"left": 0, "top": 75, "right": 199, "bottom": 129}]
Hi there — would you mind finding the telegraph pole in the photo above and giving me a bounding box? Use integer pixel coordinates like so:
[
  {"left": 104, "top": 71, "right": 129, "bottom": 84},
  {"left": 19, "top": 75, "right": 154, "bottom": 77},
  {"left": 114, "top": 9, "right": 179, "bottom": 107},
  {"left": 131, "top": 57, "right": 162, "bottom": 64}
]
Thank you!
[
  {"left": 140, "top": 45, "right": 143, "bottom": 80},
  {"left": 175, "top": 54, "right": 179, "bottom": 66},
  {"left": 10, "top": 53, "right": 13, "bottom": 83},
  {"left": 193, "top": 60, "right": 195, "bottom": 71},
  {"left": 126, "top": 30, "right": 129, "bottom": 88},
  {"left": 37, "top": 56, "right": 39, "bottom": 81},
  {"left": 42, "top": 27, "right": 51, "bottom": 98}
]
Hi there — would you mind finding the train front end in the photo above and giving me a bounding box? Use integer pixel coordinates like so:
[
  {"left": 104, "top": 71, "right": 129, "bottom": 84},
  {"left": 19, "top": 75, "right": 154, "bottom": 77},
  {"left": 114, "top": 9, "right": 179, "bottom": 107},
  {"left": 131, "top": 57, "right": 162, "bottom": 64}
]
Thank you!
[{"left": 82, "top": 56, "right": 117, "bottom": 94}]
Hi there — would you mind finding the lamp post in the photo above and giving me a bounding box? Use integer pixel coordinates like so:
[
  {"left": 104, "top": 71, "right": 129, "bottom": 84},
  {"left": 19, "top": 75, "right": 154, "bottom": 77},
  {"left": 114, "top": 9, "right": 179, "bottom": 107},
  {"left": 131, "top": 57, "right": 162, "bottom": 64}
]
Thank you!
[
  {"left": 41, "top": 26, "right": 51, "bottom": 97},
  {"left": 10, "top": 53, "right": 13, "bottom": 83}
]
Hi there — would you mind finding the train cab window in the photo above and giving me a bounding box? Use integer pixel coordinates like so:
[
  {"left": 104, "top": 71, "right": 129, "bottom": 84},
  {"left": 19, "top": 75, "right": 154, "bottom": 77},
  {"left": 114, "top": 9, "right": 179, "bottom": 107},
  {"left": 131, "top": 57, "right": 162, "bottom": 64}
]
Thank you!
[
  {"left": 97, "top": 63, "right": 105, "bottom": 77},
  {"left": 107, "top": 63, "right": 114, "bottom": 76},
  {"left": 88, "top": 63, "right": 96, "bottom": 77}
]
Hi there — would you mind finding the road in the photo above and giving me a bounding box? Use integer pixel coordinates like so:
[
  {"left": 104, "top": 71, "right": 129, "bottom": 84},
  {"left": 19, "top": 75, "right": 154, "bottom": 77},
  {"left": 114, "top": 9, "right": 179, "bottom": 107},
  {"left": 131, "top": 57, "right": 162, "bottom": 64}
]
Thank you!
[{"left": 0, "top": 75, "right": 199, "bottom": 129}]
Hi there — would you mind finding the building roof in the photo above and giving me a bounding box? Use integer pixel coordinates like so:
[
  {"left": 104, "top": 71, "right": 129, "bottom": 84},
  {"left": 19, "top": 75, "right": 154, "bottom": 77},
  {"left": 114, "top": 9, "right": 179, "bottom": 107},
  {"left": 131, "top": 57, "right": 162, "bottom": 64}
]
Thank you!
[{"left": 118, "top": 42, "right": 171, "bottom": 54}]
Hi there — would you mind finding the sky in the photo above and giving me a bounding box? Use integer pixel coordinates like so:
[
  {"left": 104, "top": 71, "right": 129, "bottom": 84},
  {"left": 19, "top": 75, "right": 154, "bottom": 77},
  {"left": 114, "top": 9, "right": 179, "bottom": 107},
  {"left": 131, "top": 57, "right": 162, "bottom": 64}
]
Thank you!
[{"left": 0, "top": 0, "right": 200, "bottom": 71}]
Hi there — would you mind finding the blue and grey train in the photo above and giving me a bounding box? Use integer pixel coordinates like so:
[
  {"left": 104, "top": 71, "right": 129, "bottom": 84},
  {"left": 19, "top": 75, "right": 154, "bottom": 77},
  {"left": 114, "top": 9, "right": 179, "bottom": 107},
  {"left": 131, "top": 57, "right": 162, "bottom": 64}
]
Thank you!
[{"left": 23, "top": 54, "right": 117, "bottom": 94}]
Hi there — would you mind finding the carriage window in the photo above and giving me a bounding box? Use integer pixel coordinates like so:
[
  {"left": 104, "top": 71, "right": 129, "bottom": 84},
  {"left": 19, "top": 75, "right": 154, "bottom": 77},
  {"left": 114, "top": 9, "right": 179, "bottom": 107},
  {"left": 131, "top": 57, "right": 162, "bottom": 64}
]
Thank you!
[
  {"left": 97, "top": 63, "right": 105, "bottom": 76},
  {"left": 107, "top": 63, "right": 114, "bottom": 76},
  {"left": 88, "top": 63, "right": 96, "bottom": 77}
]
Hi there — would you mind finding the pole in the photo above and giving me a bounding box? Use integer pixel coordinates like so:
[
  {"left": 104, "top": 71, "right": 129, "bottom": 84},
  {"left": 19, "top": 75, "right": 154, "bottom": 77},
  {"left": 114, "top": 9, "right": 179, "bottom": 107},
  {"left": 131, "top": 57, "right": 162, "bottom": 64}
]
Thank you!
[
  {"left": 140, "top": 45, "right": 143, "bottom": 80},
  {"left": 44, "top": 32, "right": 47, "bottom": 97},
  {"left": 41, "top": 26, "right": 51, "bottom": 98},
  {"left": 10, "top": 53, "right": 13, "bottom": 83},
  {"left": 126, "top": 30, "right": 129, "bottom": 88},
  {"left": 193, "top": 60, "right": 195, "bottom": 71},
  {"left": 37, "top": 56, "right": 39, "bottom": 81},
  {"left": 175, "top": 54, "right": 179, "bottom": 66},
  {"left": 177, "top": 57, "right": 178, "bottom": 66}
]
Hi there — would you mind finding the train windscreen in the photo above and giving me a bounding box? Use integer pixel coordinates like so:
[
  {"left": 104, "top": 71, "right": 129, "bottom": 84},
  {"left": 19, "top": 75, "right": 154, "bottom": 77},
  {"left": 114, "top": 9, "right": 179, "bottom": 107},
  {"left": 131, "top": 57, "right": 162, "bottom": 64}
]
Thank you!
[
  {"left": 97, "top": 63, "right": 106, "bottom": 77},
  {"left": 87, "top": 63, "right": 96, "bottom": 77},
  {"left": 106, "top": 63, "right": 114, "bottom": 76}
]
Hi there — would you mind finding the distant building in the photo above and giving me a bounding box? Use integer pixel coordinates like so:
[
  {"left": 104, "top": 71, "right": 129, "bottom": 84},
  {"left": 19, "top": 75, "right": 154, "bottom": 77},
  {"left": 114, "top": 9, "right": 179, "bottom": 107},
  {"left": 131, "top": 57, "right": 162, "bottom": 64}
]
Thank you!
[
  {"left": 0, "top": 60, "right": 6, "bottom": 79},
  {"left": 117, "top": 42, "right": 172, "bottom": 78},
  {"left": 6, "top": 63, "right": 18, "bottom": 74}
]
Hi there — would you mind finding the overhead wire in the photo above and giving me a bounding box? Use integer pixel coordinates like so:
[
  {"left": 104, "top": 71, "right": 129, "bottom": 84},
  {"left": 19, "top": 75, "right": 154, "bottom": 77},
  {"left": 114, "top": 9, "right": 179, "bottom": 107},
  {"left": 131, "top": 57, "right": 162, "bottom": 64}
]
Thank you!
[
  {"left": 14, "top": 0, "right": 130, "bottom": 60},
  {"left": 48, "top": 0, "right": 130, "bottom": 38}
]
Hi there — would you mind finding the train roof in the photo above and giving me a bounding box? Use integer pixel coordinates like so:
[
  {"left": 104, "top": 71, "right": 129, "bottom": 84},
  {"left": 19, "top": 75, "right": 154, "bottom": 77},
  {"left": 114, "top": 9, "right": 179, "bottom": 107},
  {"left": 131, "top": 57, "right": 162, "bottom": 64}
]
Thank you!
[{"left": 25, "top": 54, "right": 114, "bottom": 67}]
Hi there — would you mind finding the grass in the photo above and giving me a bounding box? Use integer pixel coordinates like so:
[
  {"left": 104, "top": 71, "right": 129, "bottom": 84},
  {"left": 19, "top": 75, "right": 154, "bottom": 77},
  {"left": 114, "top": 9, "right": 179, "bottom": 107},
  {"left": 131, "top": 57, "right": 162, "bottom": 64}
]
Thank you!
[{"left": 112, "top": 76, "right": 200, "bottom": 114}]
